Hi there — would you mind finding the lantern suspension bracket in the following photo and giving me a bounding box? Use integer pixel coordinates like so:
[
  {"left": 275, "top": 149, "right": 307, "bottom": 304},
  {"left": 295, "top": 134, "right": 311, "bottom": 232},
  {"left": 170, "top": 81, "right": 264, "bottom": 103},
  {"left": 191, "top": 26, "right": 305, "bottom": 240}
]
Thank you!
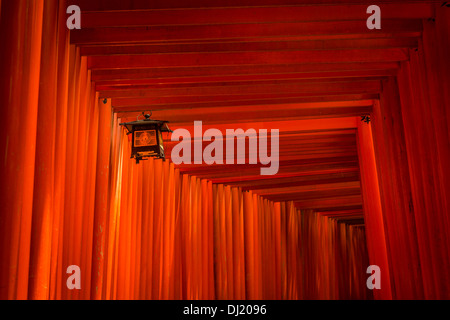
[
  {"left": 119, "top": 110, "right": 173, "bottom": 164},
  {"left": 137, "top": 111, "right": 152, "bottom": 121}
]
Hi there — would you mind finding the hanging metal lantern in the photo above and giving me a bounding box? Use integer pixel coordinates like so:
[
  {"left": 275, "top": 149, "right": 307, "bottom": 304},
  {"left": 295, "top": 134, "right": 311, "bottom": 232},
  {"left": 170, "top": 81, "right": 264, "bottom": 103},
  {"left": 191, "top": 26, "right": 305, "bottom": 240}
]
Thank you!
[{"left": 120, "top": 113, "right": 172, "bottom": 163}]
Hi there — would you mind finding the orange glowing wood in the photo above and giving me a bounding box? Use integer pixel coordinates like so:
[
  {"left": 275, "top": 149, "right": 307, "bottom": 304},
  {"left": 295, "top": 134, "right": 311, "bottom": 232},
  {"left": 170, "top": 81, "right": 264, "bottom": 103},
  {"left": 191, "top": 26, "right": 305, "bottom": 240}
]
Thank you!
[
  {"left": 356, "top": 121, "right": 392, "bottom": 299},
  {"left": 294, "top": 195, "right": 362, "bottom": 210},
  {"left": 100, "top": 80, "right": 381, "bottom": 100},
  {"left": 234, "top": 171, "right": 359, "bottom": 190},
  {"left": 207, "top": 181, "right": 215, "bottom": 299},
  {"left": 200, "top": 180, "right": 209, "bottom": 298},
  {"left": 173, "top": 168, "right": 182, "bottom": 299},
  {"left": 243, "top": 191, "right": 255, "bottom": 299},
  {"left": 81, "top": 83, "right": 98, "bottom": 300},
  {"left": 252, "top": 194, "right": 262, "bottom": 299},
  {"left": 231, "top": 188, "right": 240, "bottom": 298},
  {"left": 71, "top": 57, "right": 89, "bottom": 300},
  {"left": 180, "top": 174, "right": 190, "bottom": 298},
  {"left": 0, "top": 0, "right": 44, "bottom": 300},
  {"left": 112, "top": 95, "right": 379, "bottom": 114},
  {"left": 224, "top": 186, "right": 234, "bottom": 299},
  {"left": 152, "top": 159, "right": 163, "bottom": 299},
  {"left": 161, "top": 160, "right": 172, "bottom": 299},
  {"left": 159, "top": 108, "right": 370, "bottom": 126},
  {"left": 50, "top": 0, "right": 71, "bottom": 300},
  {"left": 28, "top": 0, "right": 59, "bottom": 300},
  {"left": 116, "top": 142, "right": 129, "bottom": 299}
]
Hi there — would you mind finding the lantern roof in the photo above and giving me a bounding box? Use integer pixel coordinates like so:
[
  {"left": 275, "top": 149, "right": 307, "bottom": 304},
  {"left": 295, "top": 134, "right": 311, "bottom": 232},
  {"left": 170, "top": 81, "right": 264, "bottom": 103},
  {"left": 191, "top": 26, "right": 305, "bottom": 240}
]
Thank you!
[{"left": 120, "top": 114, "right": 173, "bottom": 134}]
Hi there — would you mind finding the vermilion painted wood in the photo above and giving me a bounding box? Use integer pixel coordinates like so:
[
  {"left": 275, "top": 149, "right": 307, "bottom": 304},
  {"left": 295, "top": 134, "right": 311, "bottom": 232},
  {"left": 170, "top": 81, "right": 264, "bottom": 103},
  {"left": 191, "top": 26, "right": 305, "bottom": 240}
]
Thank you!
[
  {"left": 236, "top": 171, "right": 360, "bottom": 190},
  {"left": 212, "top": 167, "right": 359, "bottom": 185},
  {"left": 71, "top": 20, "right": 421, "bottom": 45},
  {"left": 419, "top": 15, "right": 450, "bottom": 298},
  {"left": 395, "top": 8, "right": 450, "bottom": 299},
  {"left": 176, "top": 160, "right": 358, "bottom": 177},
  {"left": 372, "top": 80, "right": 424, "bottom": 299},
  {"left": 82, "top": 38, "right": 418, "bottom": 56},
  {"left": 80, "top": 4, "right": 432, "bottom": 28},
  {"left": 74, "top": 58, "right": 87, "bottom": 300},
  {"left": 85, "top": 91, "right": 100, "bottom": 299},
  {"left": 263, "top": 187, "right": 361, "bottom": 202},
  {"left": 356, "top": 121, "right": 392, "bottom": 299},
  {"left": 97, "top": 77, "right": 385, "bottom": 92},
  {"left": 88, "top": 49, "right": 408, "bottom": 70},
  {"left": 92, "top": 62, "right": 399, "bottom": 82},
  {"left": 0, "top": 0, "right": 44, "bottom": 300},
  {"left": 294, "top": 195, "right": 362, "bottom": 210},
  {"left": 69, "top": 0, "right": 441, "bottom": 11},
  {"left": 255, "top": 181, "right": 360, "bottom": 196},
  {"left": 51, "top": 0, "right": 71, "bottom": 300},
  {"left": 96, "top": 71, "right": 394, "bottom": 90},
  {"left": 112, "top": 95, "right": 379, "bottom": 114},
  {"left": 120, "top": 117, "right": 358, "bottom": 135},
  {"left": 61, "top": 45, "right": 76, "bottom": 300},
  {"left": 100, "top": 80, "right": 381, "bottom": 100},
  {"left": 111, "top": 96, "right": 374, "bottom": 112},
  {"left": 71, "top": 56, "right": 89, "bottom": 301},
  {"left": 91, "top": 99, "right": 112, "bottom": 299},
  {"left": 398, "top": 50, "right": 436, "bottom": 299},
  {"left": 242, "top": 191, "right": 253, "bottom": 299},
  {"left": 28, "top": 0, "right": 59, "bottom": 300}
]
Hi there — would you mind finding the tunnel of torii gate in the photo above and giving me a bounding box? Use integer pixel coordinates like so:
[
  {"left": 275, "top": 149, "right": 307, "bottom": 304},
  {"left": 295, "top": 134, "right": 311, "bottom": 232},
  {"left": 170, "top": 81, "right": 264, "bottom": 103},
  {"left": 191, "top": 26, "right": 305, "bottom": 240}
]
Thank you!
[{"left": 0, "top": 0, "right": 449, "bottom": 301}]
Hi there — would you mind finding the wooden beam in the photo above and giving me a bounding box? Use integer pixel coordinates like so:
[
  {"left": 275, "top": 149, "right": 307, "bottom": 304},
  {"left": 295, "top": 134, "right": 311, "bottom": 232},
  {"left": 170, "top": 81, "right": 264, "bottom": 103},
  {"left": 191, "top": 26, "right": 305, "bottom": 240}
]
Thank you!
[
  {"left": 99, "top": 79, "right": 381, "bottom": 98},
  {"left": 112, "top": 94, "right": 379, "bottom": 112},
  {"left": 119, "top": 106, "right": 372, "bottom": 124},
  {"left": 70, "top": 0, "right": 440, "bottom": 11},
  {"left": 212, "top": 166, "right": 358, "bottom": 184},
  {"left": 163, "top": 134, "right": 358, "bottom": 157},
  {"left": 87, "top": 49, "right": 408, "bottom": 70},
  {"left": 176, "top": 159, "right": 359, "bottom": 178},
  {"left": 294, "top": 195, "right": 362, "bottom": 210},
  {"left": 71, "top": 20, "right": 421, "bottom": 45},
  {"left": 96, "top": 70, "right": 396, "bottom": 89},
  {"left": 91, "top": 62, "right": 400, "bottom": 81},
  {"left": 96, "top": 76, "right": 384, "bottom": 91},
  {"left": 81, "top": 38, "right": 418, "bottom": 56},
  {"left": 236, "top": 171, "right": 360, "bottom": 190},
  {"left": 164, "top": 150, "right": 359, "bottom": 167},
  {"left": 80, "top": 4, "right": 432, "bottom": 28},
  {"left": 254, "top": 181, "right": 361, "bottom": 195},
  {"left": 118, "top": 117, "right": 358, "bottom": 134},
  {"left": 263, "top": 187, "right": 361, "bottom": 202}
]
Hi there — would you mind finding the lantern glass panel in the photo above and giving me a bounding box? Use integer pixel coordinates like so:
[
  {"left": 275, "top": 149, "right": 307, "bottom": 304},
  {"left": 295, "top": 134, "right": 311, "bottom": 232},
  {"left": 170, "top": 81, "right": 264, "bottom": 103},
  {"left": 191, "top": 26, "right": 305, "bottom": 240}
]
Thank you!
[{"left": 134, "top": 130, "right": 157, "bottom": 147}]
